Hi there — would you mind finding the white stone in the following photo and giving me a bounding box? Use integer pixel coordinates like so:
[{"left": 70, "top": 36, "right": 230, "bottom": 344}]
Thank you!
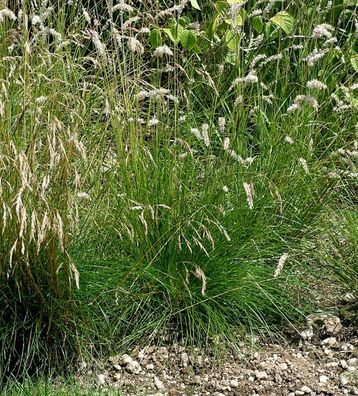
[
  {"left": 301, "top": 385, "right": 312, "bottom": 393},
  {"left": 325, "top": 361, "right": 339, "bottom": 368},
  {"left": 323, "top": 348, "right": 333, "bottom": 357},
  {"left": 181, "top": 352, "right": 189, "bottom": 367},
  {"left": 97, "top": 374, "right": 106, "bottom": 385},
  {"left": 324, "top": 316, "right": 342, "bottom": 335},
  {"left": 279, "top": 362, "right": 288, "bottom": 371},
  {"left": 146, "top": 363, "right": 155, "bottom": 370},
  {"left": 254, "top": 370, "right": 268, "bottom": 380},
  {"left": 113, "top": 364, "right": 122, "bottom": 371},
  {"left": 138, "top": 347, "right": 148, "bottom": 360},
  {"left": 154, "top": 376, "right": 165, "bottom": 390},
  {"left": 341, "top": 343, "right": 354, "bottom": 351},
  {"left": 348, "top": 358, "right": 358, "bottom": 367},
  {"left": 258, "top": 361, "right": 268, "bottom": 369},
  {"left": 126, "top": 360, "right": 142, "bottom": 374},
  {"left": 341, "top": 360, "right": 348, "bottom": 369},
  {"left": 79, "top": 361, "right": 87, "bottom": 370},
  {"left": 121, "top": 354, "right": 133, "bottom": 365},
  {"left": 229, "top": 379, "right": 239, "bottom": 388},
  {"left": 340, "top": 372, "right": 349, "bottom": 386},
  {"left": 113, "top": 372, "right": 121, "bottom": 381},
  {"left": 319, "top": 375, "right": 329, "bottom": 383},
  {"left": 322, "top": 337, "right": 337, "bottom": 347},
  {"left": 300, "top": 328, "right": 314, "bottom": 340}
]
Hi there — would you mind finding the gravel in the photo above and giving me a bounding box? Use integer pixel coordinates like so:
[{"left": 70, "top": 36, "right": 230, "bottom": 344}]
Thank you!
[{"left": 77, "top": 314, "right": 358, "bottom": 395}]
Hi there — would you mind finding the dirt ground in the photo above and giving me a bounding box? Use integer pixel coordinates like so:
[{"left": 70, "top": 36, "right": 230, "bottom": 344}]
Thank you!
[{"left": 79, "top": 312, "right": 358, "bottom": 396}]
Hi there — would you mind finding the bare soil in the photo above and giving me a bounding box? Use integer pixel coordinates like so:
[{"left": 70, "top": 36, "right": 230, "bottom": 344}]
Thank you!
[{"left": 79, "top": 314, "right": 358, "bottom": 395}]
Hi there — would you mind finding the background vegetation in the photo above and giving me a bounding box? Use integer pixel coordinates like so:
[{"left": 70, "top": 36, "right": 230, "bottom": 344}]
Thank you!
[{"left": 0, "top": 0, "right": 357, "bottom": 391}]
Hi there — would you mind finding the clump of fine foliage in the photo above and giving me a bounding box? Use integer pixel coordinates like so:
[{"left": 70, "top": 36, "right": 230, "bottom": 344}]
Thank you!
[{"left": 0, "top": 0, "right": 357, "bottom": 385}]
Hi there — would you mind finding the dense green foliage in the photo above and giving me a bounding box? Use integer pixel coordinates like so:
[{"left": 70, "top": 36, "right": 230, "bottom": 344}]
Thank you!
[{"left": 0, "top": 0, "right": 357, "bottom": 387}]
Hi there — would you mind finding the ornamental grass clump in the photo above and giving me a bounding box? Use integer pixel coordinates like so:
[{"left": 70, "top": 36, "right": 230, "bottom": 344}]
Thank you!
[
  {"left": 0, "top": 5, "right": 91, "bottom": 381},
  {"left": 77, "top": 0, "right": 356, "bottom": 348},
  {"left": 0, "top": 131, "right": 83, "bottom": 382},
  {"left": 0, "top": 107, "right": 86, "bottom": 380}
]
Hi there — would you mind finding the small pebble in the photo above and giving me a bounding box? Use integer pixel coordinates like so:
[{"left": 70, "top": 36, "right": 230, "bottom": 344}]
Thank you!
[
  {"left": 324, "top": 316, "right": 342, "bottom": 335},
  {"left": 325, "top": 361, "right": 339, "bottom": 368},
  {"left": 321, "top": 337, "right": 337, "bottom": 347},
  {"left": 78, "top": 361, "right": 87, "bottom": 370},
  {"left": 121, "top": 354, "right": 133, "bottom": 365},
  {"left": 255, "top": 370, "right": 268, "bottom": 380},
  {"left": 126, "top": 360, "right": 142, "bottom": 374},
  {"left": 279, "top": 362, "right": 288, "bottom": 371},
  {"left": 229, "top": 379, "right": 239, "bottom": 388},
  {"left": 319, "top": 375, "right": 329, "bottom": 383},
  {"left": 301, "top": 385, "right": 312, "bottom": 393},
  {"left": 112, "top": 372, "right": 121, "bottom": 381},
  {"left": 341, "top": 360, "right": 348, "bottom": 369},
  {"left": 181, "top": 352, "right": 189, "bottom": 367},
  {"left": 154, "top": 376, "right": 165, "bottom": 390},
  {"left": 340, "top": 372, "right": 349, "bottom": 386},
  {"left": 96, "top": 374, "right": 106, "bottom": 385},
  {"left": 348, "top": 358, "right": 358, "bottom": 367}
]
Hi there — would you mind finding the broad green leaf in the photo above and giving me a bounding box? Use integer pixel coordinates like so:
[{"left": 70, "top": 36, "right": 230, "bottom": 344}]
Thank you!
[
  {"left": 163, "top": 28, "right": 179, "bottom": 45},
  {"left": 179, "top": 29, "right": 197, "bottom": 50},
  {"left": 167, "top": 18, "right": 176, "bottom": 29},
  {"left": 207, "top": 15, "right": 221, "bottom": 39},
  {"left": 264, "top": 21, "right": 274, "bottom": 38},
  {"left": 252, "top": 16, "right": 263, "bottom": 33},
  {"left": 190, "top": 0, "right": 201, "bottom": 10},
  {"left": 225, "top": 30, "right": 239, "bottom": 52},
  {"left": 352, "top": 98, "right": 358, "bottom": 110},
  {"left": 225, "top": 9, "right": 246, "bottom": 28},
  {"left": 351, "top": 54, "right": 358, "bottom": 72},
  {"left": 150, "top": 29, "right": 162, "bottom": 48},
  {"left": 216, "top": 1, "right": 228, "bottom": 13},
  {"left": 178, "top": 16, "right": 190, "bottom": 27},
  {"left": 270, "top": 11, "right": 294, "bottom": 34},
  {"left": 163, "top": 24, "right": 185, "bottom": 45}
]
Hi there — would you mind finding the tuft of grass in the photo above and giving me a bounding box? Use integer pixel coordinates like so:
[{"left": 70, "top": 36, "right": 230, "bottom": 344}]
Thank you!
[
  {"left": 315, "top": 207, "right": 358, "bottom": 318},
  {"left": 0, "top": 376, "right": 120, "bottom": 396}
]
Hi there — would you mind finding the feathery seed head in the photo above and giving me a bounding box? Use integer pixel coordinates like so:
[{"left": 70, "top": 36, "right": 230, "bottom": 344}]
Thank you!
[
  {"left": 128, "top": 37, "right": 144, "bottom": 54},
  {"left": 153, "top": 45, "right": 173, "bottom": 57},
  {"left": 243, "top": 182, "right": 254, "bottom": 210},
  {"left": 274, "top": 253, "right": 289, "bottom": 278},
  {"left": 307, "top": 79, "right": 327, "bottom": 90}
]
